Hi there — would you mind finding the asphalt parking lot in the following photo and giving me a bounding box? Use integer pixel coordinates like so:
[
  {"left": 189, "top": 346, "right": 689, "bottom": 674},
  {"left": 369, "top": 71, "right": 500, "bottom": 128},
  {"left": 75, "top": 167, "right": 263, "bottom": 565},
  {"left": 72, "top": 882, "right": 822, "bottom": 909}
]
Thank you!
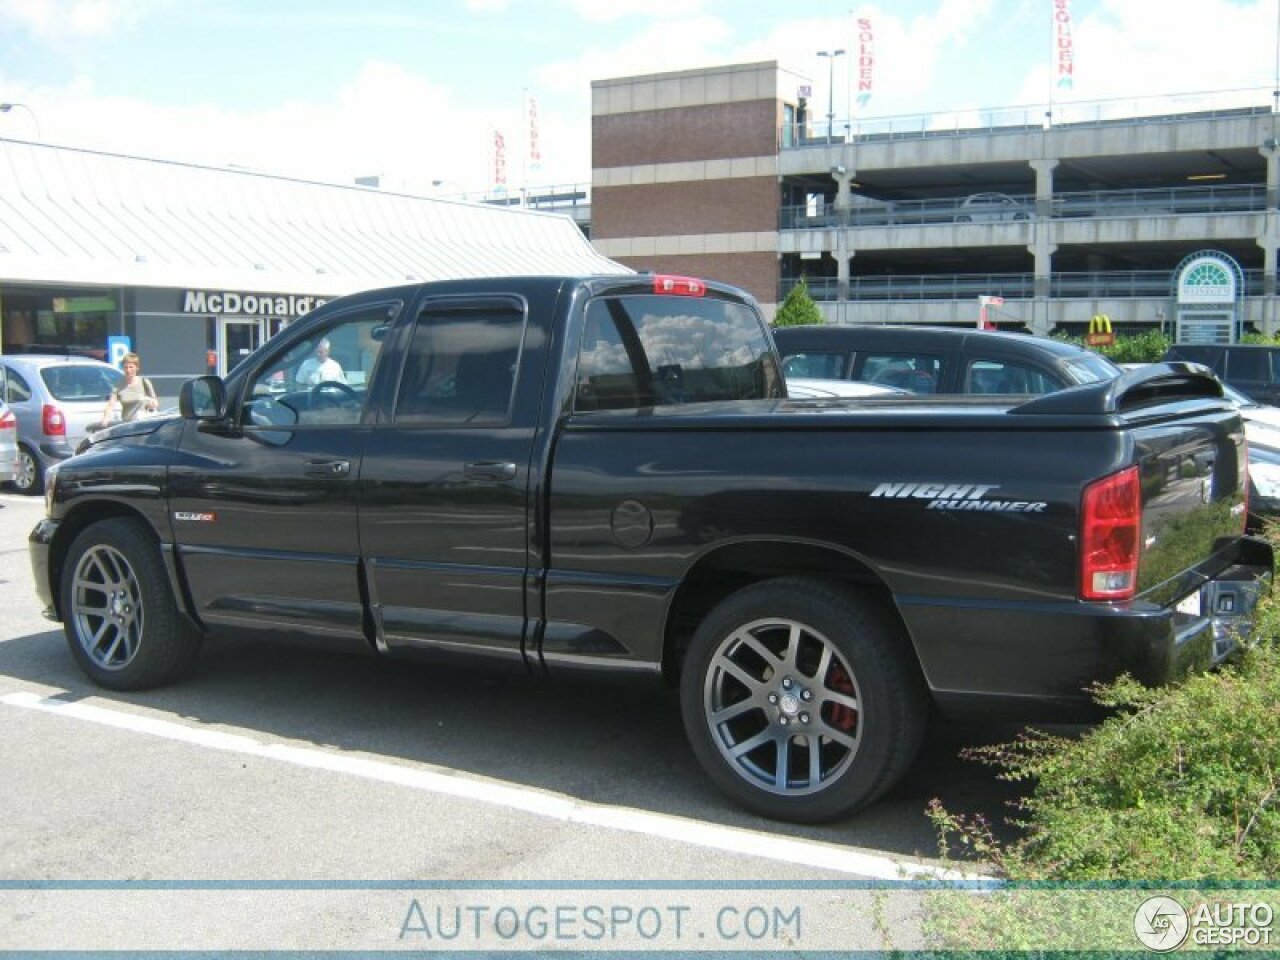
[{"left": 0, "top": 489, "right": 1031, "bottom": 949}]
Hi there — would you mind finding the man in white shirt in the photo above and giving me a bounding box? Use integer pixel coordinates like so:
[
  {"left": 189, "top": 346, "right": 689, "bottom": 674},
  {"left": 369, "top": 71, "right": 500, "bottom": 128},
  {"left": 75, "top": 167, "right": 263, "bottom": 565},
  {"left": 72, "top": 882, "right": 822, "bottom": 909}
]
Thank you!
[{"left": 296, "top": 338, "right": 346, "bottom": 386}]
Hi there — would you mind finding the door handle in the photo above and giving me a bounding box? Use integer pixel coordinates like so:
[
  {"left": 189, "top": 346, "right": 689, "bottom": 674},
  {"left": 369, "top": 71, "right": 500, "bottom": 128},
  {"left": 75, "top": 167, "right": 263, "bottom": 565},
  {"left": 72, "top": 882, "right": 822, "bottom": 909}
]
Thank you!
[
  {"left": 304, "top": 459, "right": 351, "bottom": 478},
  {"left": 464, "top": 460, "right": 517, "bottom": 481}
]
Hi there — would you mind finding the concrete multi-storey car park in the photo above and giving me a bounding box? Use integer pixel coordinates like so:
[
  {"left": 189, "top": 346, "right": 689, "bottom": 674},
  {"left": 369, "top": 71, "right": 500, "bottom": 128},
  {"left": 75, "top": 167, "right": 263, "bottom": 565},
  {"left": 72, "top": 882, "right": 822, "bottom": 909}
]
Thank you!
[{"left": 591, "top": 61, "right": 1279, "bottom": 339}]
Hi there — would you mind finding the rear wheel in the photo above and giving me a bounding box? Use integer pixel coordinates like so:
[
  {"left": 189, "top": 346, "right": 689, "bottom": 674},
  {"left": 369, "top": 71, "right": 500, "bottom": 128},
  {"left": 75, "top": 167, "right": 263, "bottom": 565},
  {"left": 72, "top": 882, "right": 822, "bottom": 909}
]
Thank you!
[
  {"left": 680, "top": 577, "right": 927, "bottom": 822},
  {"left": 13, "top": 444, "right": 42, "bottom": 495},
  {"left": 60, "top": 518, "right": 201, "bottom": 690}
]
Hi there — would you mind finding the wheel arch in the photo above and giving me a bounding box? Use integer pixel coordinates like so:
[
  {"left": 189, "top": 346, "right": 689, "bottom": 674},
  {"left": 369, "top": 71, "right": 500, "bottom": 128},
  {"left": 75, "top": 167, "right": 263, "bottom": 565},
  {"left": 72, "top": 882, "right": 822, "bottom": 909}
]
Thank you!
[
  {"left": 48, "top": 501, "right": 196, "bottom": 630},
  {"left": 661, "top": 539, "right": 914, "bottom": 682}
]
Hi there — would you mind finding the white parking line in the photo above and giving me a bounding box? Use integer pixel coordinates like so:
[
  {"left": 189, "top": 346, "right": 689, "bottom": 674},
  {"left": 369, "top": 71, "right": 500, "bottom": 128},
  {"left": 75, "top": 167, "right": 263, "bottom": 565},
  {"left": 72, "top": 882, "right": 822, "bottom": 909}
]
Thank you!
[{"left": 2, "top": 689, "right": 982, "bottom": 883}]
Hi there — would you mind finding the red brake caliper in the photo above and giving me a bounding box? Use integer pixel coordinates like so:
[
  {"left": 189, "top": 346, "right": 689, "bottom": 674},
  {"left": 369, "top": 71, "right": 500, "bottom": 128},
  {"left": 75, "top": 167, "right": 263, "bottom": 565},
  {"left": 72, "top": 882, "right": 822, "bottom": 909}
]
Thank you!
[{"left": 825, "top": 661, "right": 858, "bottom": 732}]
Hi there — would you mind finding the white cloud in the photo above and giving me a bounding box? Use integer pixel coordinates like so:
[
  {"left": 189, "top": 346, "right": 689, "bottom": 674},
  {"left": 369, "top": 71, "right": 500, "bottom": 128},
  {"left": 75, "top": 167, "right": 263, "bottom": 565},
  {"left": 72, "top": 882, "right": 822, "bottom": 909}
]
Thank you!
[
  {"left": 0, "top": 0, "right": 158, "bottom": 37},
  {"left": 463, "top": 0, "right": 508, "bottom": 11},
  {"left": 1016, "top": 0, "right": 1274, "bottom": 109},
  {"left": 563, "top": 0, "right": 707, "bottom": 23},
  {"left": 0, "top": 59, "right": 540, "bottom": 194}
]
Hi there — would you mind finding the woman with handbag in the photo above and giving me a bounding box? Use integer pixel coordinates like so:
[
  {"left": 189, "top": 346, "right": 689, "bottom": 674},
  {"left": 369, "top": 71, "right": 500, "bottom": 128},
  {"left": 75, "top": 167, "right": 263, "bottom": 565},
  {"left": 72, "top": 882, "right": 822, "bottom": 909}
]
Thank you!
[{"left": 98, "top": 352, "right": 159, "bottom": 426}]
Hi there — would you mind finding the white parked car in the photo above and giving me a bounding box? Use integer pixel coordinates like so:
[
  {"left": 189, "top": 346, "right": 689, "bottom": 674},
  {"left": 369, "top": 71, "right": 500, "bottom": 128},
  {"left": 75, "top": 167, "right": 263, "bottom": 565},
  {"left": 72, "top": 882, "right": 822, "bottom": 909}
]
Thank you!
[
  {"left": 785, "top": 377, "right": 906, "bottom": 399},
  {"left": 954, "top": 191, "right": 1031, "bottom": 223}
]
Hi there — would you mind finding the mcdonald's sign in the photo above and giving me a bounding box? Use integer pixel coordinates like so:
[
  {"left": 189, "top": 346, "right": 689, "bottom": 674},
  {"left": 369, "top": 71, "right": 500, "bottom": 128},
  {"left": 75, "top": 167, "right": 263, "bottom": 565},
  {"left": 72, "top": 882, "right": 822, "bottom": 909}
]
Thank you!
[{"left": 1085, "top": 314, "right": 1114, "bottom": 347}]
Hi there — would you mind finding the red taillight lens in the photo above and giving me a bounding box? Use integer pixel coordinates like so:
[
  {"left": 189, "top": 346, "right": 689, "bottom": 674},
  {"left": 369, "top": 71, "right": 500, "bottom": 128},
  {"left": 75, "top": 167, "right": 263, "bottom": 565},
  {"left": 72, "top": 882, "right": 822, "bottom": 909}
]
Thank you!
[
  {"left": 42, "top": 404, "right": 66, "bottom": 437},
  {"left": 1080, "top": 465, "right": 1141, "bottom": 601},
  {"left": 0, "top": 410, "right": 14, "bottom": 430},
  {"left": 652, "top": 275, "right": 706, "bottom": 297}
]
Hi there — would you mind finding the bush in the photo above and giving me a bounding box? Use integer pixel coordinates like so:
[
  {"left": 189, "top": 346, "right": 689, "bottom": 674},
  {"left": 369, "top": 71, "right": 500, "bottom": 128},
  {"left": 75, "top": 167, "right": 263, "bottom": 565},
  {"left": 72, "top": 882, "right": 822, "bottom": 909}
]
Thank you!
[
  {"left": 921, "top": 583, "right": 1280, "bottom": 951},
  {"left": 773, "top": 279, "right": 824, "bottom": 327},
  {"left": 1057, "top": 330, "right": 1171, "bottom": 364}
]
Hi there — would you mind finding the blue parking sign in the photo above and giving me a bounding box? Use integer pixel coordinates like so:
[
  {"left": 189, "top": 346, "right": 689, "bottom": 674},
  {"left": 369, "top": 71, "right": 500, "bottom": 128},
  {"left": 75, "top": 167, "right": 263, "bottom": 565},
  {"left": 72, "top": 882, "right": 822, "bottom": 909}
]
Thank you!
[{"left": 107, "top": 336, "right": 131, "bottom": 369}]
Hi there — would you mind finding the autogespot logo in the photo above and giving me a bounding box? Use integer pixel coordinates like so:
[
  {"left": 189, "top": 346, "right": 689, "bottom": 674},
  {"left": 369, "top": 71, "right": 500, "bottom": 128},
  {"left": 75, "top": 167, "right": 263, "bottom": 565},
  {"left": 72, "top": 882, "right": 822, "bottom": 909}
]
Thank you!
[{"left": 1134, "top": 896, "right": 1190, "bottom": 952}]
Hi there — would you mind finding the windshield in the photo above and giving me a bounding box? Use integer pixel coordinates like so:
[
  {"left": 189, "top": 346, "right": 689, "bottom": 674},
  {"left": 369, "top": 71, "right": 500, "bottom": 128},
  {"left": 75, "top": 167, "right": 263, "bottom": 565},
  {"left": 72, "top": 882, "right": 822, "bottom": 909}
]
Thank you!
[
  {"left": 1061, "top": 354, "right": 1123, "bottom": 385},
  {"left": 40, "top": 364, "right": 121, "bottom": 402}
]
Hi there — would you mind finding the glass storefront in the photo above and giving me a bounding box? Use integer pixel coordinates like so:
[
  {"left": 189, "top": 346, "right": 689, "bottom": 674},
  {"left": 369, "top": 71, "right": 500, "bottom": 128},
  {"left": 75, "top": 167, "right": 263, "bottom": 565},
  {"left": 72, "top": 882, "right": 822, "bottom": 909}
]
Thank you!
[{"left": 0, "top": 286, "right": 119, "bottom": 359}]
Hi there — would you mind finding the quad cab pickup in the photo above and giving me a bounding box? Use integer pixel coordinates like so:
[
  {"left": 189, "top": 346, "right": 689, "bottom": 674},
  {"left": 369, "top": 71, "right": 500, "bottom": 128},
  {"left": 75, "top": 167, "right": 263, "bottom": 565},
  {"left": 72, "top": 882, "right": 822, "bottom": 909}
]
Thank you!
[{"left": 30, "top": 274, "right": 1273, "bottom": 822}]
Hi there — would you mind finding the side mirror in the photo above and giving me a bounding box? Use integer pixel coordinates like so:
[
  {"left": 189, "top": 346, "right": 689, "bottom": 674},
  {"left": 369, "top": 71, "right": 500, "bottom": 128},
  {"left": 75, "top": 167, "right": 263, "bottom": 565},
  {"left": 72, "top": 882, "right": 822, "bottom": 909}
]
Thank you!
[{"left": 180, "top": 376, "right": 228, "bottom": 420}]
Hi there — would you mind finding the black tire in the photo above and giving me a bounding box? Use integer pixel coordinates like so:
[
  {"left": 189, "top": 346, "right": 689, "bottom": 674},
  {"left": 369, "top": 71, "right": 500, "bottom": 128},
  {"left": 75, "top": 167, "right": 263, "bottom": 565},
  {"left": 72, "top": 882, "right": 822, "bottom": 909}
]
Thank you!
[
  {"left": 1012, "top": 212, "right": 1030, "bottom": 221},
  {"left": 60, "top": 518, "right": 201, "bottom": 690},
  {"left": 13, "top": 443, "right": 42, "bottom": 495},
  {"left": 680, "top": 577, "right": 927, "bottom": 823},
  {"left": 954, "top": 214, "right": 973, "bottom": 223}
]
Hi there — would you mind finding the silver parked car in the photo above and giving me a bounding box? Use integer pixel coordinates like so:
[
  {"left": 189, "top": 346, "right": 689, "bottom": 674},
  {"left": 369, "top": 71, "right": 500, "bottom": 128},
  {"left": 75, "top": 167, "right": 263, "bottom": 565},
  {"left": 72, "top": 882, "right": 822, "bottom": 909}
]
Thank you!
[
  {"left": 954, "top": 191, "right": 1031, "bottom": 223},
  {"left": 0, "top": 355, "right": 122, "bottom": 494},
  {"left": 0, "top": 400, "right": 19, "bottom": 485}
]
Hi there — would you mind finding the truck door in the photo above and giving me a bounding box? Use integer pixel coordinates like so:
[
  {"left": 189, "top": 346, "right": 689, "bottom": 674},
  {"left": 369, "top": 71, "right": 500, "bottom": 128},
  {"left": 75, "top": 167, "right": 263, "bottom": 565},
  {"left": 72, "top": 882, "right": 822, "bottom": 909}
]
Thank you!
[
  {"left": 169, "top": 302, "right": 394, "bottom": 642},
  {"left": 358, "top": 293, "right": 543, "bottom": 663}
]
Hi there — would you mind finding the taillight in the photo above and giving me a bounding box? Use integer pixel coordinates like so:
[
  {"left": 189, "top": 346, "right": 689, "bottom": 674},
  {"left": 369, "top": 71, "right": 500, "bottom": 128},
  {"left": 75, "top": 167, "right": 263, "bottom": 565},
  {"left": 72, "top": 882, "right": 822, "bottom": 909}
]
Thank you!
[
  {"left": 1080, "top": 465, "right": 1141, "bottom": 601},
  {"left": 652, "top": 275, "right": 706, "bottom": 297},
  {"left": 0, "top": 410, "right": 14, "bottom": 431},
  {"left": 42, "top": 404, "right": 66, "bottom": 437}
]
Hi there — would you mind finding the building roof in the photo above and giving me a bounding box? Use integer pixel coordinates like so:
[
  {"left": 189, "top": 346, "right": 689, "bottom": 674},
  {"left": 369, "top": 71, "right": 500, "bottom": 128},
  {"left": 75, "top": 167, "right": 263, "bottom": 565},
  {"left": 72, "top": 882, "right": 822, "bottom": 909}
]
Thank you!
[{"left": 0, "top": 138, "right": 628, "bottom": 296}]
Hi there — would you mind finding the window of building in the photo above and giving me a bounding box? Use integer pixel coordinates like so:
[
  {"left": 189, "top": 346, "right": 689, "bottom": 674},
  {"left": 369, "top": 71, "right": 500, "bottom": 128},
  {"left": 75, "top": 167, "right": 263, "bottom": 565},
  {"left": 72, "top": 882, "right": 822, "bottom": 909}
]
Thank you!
[{"left": 1, "top": 287, "right": 117, "bottom": 359}]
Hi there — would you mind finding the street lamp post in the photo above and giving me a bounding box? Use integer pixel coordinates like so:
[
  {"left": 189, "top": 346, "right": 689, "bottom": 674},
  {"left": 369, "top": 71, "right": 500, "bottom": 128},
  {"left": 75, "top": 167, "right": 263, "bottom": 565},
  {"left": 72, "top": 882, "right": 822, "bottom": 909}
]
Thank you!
[
  {"left": 817, "top": 50, "right": 845, "bottom": 142},
  {"left": 0, "top": 102, "right": 41, "bottom": 139}
]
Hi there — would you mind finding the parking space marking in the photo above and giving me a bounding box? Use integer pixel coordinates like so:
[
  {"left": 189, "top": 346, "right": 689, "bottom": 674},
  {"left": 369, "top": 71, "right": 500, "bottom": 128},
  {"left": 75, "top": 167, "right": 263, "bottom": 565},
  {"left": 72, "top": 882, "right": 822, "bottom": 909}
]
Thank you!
[{"left": 2, "top": 689, "right": 978, "bottom": 882}]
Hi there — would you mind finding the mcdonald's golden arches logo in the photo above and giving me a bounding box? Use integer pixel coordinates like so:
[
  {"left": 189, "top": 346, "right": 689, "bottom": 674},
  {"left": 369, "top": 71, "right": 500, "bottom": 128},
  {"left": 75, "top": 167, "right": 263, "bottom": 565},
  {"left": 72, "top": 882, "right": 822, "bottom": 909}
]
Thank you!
[{"left": 1085, "top": 314, "right": 1114, "bottom": 347}]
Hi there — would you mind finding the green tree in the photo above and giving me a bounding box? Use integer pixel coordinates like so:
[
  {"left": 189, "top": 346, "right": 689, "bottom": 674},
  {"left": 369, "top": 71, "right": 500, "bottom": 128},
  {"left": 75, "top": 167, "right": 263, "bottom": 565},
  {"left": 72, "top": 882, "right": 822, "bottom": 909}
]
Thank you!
[{"left": 773, "top": 278, "right": 824, "bottom": 327}]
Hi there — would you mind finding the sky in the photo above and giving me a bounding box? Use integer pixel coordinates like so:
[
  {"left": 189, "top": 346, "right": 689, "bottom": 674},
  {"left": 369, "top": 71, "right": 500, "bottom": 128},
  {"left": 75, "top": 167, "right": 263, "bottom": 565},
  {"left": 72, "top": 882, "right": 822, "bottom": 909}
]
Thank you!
[{"left": 0, "top": 0, "right": 1277, "bottom": 197}]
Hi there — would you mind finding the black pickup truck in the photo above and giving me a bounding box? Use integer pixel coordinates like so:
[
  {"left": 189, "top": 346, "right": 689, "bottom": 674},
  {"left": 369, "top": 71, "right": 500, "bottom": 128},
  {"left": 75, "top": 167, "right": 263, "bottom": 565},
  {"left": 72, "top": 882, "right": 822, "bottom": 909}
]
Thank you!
[{"left": 29, "top": 274, "right": 1273, "bottom": 822}]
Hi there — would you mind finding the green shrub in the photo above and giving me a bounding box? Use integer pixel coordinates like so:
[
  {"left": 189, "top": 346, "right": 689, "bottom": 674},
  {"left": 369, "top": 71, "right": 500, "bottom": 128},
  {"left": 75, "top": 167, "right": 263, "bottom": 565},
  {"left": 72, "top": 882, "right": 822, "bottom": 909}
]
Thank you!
[
  {"left": 773, "top": 279, "right": 824, "bottom": 327},
  {"left": 928, "top": 588, "right": 1280, "bottom": 881},
  {"left": 1057, "top": 330, "right": 1171, "bottom": 364},
  {"left": 921, "top": 586, "right": 1280, "bottom": 950}
]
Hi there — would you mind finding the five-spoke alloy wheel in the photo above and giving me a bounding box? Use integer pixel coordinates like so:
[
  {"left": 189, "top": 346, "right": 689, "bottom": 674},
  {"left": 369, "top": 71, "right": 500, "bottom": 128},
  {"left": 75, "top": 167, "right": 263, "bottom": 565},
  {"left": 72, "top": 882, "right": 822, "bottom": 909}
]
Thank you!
[
  {"left": 681, "top": 578, "right": 926, "bottom": 822},
  {"left": 61, "top": 518, "right": 201, "bottom": 690}
]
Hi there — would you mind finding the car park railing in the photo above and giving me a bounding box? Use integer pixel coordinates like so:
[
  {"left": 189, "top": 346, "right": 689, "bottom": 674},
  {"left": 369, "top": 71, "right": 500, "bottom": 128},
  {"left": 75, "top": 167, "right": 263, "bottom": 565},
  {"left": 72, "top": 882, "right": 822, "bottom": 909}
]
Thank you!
[
  {"left": 781, "top": 269, "right": 1267, "bottom": 303},
  {"left": 780, "top": 184, "right": 1267, "bottom": 232},
  {"left": 781, "top": 86, "right": 1272, "bottom": 145}
]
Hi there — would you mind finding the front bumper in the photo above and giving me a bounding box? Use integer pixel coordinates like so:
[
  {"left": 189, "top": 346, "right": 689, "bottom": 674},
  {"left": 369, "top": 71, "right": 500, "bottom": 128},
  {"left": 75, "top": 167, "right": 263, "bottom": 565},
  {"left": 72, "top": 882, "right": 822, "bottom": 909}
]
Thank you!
[{"left": 29, "top": 516, "right": 59, "bottom": 620}]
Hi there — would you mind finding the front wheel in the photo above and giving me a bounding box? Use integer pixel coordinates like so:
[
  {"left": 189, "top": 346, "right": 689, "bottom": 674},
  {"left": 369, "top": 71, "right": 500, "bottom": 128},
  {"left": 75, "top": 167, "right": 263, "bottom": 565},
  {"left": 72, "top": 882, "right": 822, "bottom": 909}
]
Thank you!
[
  {"left": 60, "top": 518, "right": 201, "bottom": 690},
  {"left": 680, "top": 578, "right": 926, "bottom": 822}
]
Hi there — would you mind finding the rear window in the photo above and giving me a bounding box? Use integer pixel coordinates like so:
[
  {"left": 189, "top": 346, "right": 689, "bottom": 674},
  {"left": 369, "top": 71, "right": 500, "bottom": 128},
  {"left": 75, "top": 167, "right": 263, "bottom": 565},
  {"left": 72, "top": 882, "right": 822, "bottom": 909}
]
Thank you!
[
  {"left": 1060, "top": 354, "right": 1122, "bottom": 385},
  {"left": 574, "top": 295, "right": 782, "bottom": 411},
  {"left": 1226, "top": 349, "right": 1275, "bottom": 382},
  {"left": 40, "top": 364, "right": 120, "bottom": 402}
]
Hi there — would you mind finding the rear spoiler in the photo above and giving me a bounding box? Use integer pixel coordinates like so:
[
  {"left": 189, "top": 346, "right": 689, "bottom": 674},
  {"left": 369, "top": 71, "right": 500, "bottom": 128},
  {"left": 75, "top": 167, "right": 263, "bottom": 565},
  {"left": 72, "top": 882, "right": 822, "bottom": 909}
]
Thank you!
[{"left": 1010, "top": 362, "right": 1224, "bottom": 416}]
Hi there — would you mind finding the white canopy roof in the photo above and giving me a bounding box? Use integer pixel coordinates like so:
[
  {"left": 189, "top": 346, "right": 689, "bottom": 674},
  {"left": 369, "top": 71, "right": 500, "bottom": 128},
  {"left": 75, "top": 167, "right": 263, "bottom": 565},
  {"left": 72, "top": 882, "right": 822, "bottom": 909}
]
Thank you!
[{"left": 0, "top": 138, "right": 628, "bottom": 296}]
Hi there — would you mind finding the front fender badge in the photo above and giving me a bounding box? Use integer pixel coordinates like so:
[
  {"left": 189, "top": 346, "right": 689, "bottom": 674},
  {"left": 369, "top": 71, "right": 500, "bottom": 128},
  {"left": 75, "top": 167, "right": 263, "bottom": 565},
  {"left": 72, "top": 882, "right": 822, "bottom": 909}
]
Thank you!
[{"left": 173, "top": 511, "right": 217, "bottom": 523}]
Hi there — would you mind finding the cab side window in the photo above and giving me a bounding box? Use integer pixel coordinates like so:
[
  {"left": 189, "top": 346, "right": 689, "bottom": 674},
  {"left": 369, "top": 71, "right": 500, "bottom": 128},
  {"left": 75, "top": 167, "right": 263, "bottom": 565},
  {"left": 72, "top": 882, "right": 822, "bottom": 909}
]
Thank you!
[
  {"left": 965, "top": 359, "right": 1057, "bottom": 395},
  {"left": 856, "top": 353, "right": 941, "bottom": 394},
  {"left": 574, "top": 295, "right": 781, "bottom": 412},
  {"left": 393, "top": 304, "right": 524, "bottom": 426},
  {"left": 781, "top": 351, "right": 848, "bottom": 379},
  {"left": 243, "top": 307, "right": 390, "bottom": 429}
]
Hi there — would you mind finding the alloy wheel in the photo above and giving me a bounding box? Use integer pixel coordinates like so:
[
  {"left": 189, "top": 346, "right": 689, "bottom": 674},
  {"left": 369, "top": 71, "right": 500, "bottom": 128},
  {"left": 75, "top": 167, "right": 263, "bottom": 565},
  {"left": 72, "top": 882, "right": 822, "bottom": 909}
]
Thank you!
[
  {"left": 69, "top": 543, "right": 144, "bottom": 671},
  {"left": 702, "top": 617, "right": 863, "bottom": 797}
]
